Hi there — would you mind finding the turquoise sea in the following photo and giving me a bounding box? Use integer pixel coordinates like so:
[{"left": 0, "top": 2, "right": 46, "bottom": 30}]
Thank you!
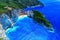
[{"left": 6, "top": 0, "right": 60, "bottom": 40}]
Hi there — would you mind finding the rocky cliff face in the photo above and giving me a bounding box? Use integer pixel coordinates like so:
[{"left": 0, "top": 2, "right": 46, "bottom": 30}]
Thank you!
[
  {"left": 0, "top": 24, "right": 8, "bottom": 40},
  {"left": 0, "top": 9, "right": 53, "bottom": 31},
  {"left": 0, "top": 9, "right": 20, "bottom": 30},
  {"left": 0, "top": 9, "right": 33, "bottom": 30},
  {"left": 0, "top": 0, "right": 44, "bottom": 30},
  {"left": 0, "top": 9, "right": 29, "bottom": 40}
]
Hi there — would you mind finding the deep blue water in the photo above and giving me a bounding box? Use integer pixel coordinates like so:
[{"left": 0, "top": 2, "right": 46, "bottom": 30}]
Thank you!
[
  {"left": 32, "top": 2, "right": 60, "bottom": 35},
  {"left": 6, "top": 2, "right": 60, "bottom": 40}
]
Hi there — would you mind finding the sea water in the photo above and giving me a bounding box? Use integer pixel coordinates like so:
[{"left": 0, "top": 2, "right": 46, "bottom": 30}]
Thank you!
[{"left": 6, "top": 1, "right": 60, "bottom": 40}]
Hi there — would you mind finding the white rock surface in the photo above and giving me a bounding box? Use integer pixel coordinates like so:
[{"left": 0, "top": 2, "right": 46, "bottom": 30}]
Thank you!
[{"left": 0, "top": 24, "right": 8, "bottom": 40}]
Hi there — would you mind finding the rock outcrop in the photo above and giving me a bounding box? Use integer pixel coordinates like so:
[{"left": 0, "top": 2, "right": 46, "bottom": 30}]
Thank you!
[{"left": 0, "top": 24, "right": 8, "bottom": 40}]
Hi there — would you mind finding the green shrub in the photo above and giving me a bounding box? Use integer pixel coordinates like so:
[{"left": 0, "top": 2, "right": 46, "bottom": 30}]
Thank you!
[
  {"left": 0, "top": 38, "right": 3, "bottom": 40},
  {"left": 0, "top": 0, "right": 44, "bottom": 14},
  {"left": 33, "top": 10, "right": 52, "bottom": 28}
]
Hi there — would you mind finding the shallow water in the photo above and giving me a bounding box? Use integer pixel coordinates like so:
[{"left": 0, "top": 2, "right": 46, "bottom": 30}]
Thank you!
[{"left": 6, "top": 16, "right": 58, "bottom": 40}]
